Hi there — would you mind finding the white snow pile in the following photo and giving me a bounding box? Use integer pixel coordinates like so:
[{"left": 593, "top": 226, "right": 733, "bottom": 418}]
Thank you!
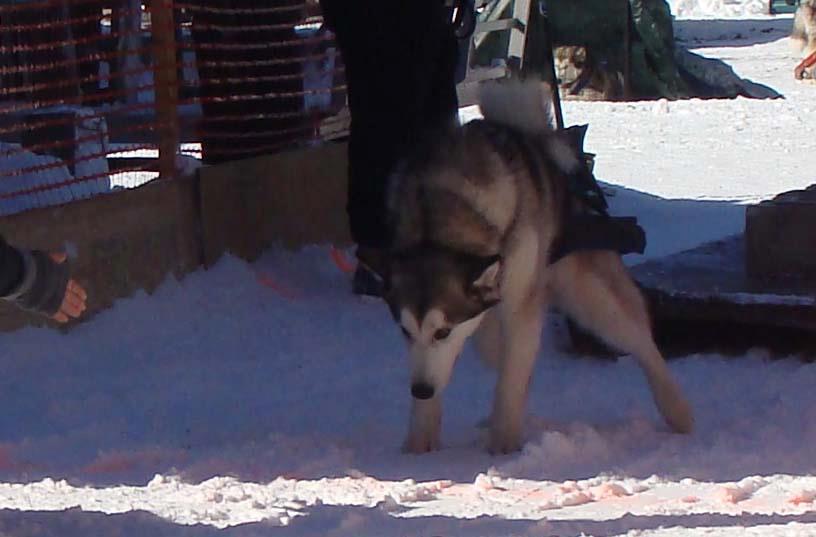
[
  {"left": 0, "top": 142, "right": 74, "bottom": 216},
  {"left": 0, "top": 105, "right": 112, "bottom": 216},
  {"left": 3, "top": 472, "right": 816, "bottom": 532},
  {"left": 668, "top": 0, "right": 771, "bottom": 19},
  {"left": 2, "top": 243, "right": 816, "bottom": 536}
]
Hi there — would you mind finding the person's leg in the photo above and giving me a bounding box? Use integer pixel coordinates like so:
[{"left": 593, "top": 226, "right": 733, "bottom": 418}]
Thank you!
[
  {"left": 402, "top": 0, "right": 461, "bottom": 135},
  {"left": 321, "top": 1, "right": 460, "bottom": 294}
]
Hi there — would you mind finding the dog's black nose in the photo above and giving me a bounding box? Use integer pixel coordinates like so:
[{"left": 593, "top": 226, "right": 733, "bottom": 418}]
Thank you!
[{"left": 411, "top": 382, "right": 435, "bottom": 400}]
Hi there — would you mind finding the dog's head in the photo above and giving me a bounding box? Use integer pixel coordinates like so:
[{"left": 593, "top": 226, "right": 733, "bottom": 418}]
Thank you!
[{"left": 366, "top": 245, "right": 501, "bottom": 400}]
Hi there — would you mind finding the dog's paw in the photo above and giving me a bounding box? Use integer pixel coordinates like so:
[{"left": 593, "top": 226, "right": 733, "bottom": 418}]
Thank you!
[
  {"left": 402, "top": 430, "right": 440, "bottom": 454},
  {"left": 405, "top": 398, "right": 442, "bottom": 454},
  {"left": 488, "top": 427, "right": 523, "bottom": 455},
  {"left": 651, "top": 378, "right": 694, "bottom": 435},
  {"left": 662, "top": 394, "right": 694, "bottom": 435}
]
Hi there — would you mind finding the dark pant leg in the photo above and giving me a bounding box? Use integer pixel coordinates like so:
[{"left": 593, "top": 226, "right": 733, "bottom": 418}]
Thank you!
[{"left": 320, "top": 0, "right": 459, "bottom": 250}]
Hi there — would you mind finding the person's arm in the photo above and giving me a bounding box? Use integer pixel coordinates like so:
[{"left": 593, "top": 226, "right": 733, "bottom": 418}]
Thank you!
[{"left": 0, "top": 236, "right": 87, "bottom": 322}]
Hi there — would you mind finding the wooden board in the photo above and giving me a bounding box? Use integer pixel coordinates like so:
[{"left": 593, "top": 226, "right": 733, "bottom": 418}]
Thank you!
[{"left": 568, "top": 234, "right": 816, "bottom": 358}]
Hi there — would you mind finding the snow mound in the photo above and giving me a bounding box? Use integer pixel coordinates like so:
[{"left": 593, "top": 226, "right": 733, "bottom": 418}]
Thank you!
[
  {"left": 0, "top": 142, "right": 74, "bottom": 216},
  {"left": 669, "top": 0, "right": 770, "bottom": 19}
]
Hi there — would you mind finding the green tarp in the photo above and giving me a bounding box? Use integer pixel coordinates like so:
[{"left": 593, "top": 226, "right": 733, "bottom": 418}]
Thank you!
[{"left": 476, "top": 0, "right": 780, "bottom": 100}]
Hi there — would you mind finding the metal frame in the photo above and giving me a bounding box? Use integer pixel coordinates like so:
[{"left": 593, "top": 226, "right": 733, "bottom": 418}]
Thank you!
[{"left": 456, "top": 0, "right": 533, "bottom": 105}]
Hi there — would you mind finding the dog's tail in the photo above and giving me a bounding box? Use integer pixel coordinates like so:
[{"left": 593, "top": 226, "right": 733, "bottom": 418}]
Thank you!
[{"left": 478, "top": 78, "right": 555, "bottom": 134}]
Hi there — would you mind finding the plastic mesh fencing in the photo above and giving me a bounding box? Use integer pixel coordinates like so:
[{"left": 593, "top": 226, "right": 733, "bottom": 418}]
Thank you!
[{"left": 0, "top": 0, "right": 348, "bottom": 216}]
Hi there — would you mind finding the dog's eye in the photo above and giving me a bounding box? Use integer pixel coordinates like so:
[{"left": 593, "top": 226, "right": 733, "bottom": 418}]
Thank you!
[
  {"left": 400, "top": 326, "right": 412, "bottom": 340},
  {"left": 433, "top": 328, "right": 451, "bottom": 341}
]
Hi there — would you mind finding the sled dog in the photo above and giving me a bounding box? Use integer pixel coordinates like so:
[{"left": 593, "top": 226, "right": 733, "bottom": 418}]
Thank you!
[{"left": 366, "top": 79, "right": 693, "bottom": 454}]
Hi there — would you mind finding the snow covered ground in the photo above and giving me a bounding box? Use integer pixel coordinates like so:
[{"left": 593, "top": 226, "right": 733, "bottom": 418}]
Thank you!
[
  {"left": 1, "top": 11, "right": 816, "bottom": 537},
  {"left": 669, "top": 0, "right": 771, "bottom": 19}
]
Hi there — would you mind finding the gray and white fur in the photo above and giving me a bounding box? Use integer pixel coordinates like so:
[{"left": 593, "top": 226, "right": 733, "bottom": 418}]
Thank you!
[{"left": 375, "top": 78, "right": 693, "bottom": 454}]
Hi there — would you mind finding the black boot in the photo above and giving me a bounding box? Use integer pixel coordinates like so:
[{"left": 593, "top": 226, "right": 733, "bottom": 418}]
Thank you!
[
  {"left": 351, "top": 263, "right": 384, "bottom": 297},
  {"left": 351, "top": 246, "right": 386, "bottom": 298}
]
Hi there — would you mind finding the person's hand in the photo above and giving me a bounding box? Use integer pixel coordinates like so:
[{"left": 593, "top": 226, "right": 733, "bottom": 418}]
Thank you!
[{"left": 48, "top": 252, "right": 87, "bottom": 323}]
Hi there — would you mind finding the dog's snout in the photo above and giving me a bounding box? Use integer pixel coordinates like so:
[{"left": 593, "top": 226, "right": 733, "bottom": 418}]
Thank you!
[{"left": 411, "top": 382, "right": 435, "bottom": 400}]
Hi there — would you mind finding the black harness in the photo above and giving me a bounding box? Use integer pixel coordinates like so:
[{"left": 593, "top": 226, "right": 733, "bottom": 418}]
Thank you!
[
  {"left": 479, "top": 119, "right": 647, "bottom": 264},
  {"left": 548, "top": 154, "right": 647, "bottom": 264}
]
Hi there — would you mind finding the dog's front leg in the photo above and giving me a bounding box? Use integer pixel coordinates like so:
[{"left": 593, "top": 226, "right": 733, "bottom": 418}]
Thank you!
[
  {"left": 489, "top": 298, "right": 543, "bottom": 455},
  {"left": 403, "top": 396, "right": 442, "bottom": 454}
]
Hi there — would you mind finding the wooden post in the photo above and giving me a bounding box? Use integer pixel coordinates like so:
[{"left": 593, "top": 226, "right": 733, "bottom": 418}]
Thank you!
[
  {"left": 151, "top": 0, "right": 180, "bottom": 180},
  {"left": 538, "top": 0, "right": 564, "bottom": 129},
  {"left": 508, "top": 0, "right": 533, "bottom": 68}
]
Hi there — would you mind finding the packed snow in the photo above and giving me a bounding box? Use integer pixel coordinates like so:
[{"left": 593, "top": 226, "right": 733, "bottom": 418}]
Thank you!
[
  {"left": 0, "top": 142, "right": 74, "bottom": 217},
  {"left": 668, "top": 0, "right": 771, "bottom": 19},
  {"left": 1, "top": 9, "right": 815, "bottom": 537}
]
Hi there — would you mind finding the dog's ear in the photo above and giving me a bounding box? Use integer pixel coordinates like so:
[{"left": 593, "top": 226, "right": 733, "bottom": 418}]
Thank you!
[
  {"left": 561, "top": 124, "right": 589, "bottom": 154},
  {"left": 466, "top": 254, "right": 502, "bottom": 306},
  {"left": 545, "top": 126, "right": 588, "bottom": 176}
]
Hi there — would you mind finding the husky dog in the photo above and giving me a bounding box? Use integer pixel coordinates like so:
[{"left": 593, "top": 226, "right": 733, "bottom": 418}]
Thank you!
[
  {"left": 366, "top": 79, "right": 693, "bottom": 454},
  {"left": 554, "top": 45, "right": 624, "bottom": 101},
  {"left": 792, "top": 0, "right": 816, "bottom": 57}
]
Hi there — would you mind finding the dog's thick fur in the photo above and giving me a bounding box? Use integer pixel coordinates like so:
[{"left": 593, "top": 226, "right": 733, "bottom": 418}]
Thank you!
[
  {"left": 792, "top": 0, "right": 816, "bottom": 56},
  {"left": 374, "top": 79, "right": 693, "bottom": 454}
]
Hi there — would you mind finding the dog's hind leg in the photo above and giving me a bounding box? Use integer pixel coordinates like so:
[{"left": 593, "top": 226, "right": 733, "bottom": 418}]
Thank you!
[{"left": 550, "top": 251, "right": 694, "bottom": 434}]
